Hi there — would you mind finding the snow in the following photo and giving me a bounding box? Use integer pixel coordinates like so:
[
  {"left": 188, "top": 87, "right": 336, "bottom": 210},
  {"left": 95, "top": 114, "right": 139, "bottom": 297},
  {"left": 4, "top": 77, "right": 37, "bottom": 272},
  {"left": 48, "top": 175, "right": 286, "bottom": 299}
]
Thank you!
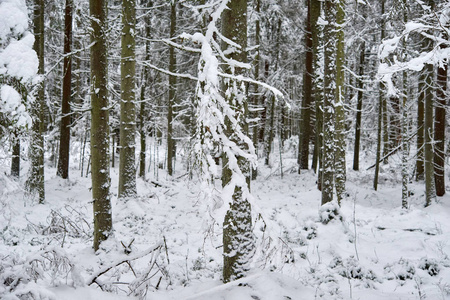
[{"left": 2, "top": 139, "right": 450, "bottom": 299}]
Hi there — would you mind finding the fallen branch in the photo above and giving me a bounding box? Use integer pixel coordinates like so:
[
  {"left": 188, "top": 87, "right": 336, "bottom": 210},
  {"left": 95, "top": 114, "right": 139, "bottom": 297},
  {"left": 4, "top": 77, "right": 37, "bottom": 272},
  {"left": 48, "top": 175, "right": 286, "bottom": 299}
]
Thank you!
[{"left": 87, "top": 242, "right": 163, "bottom": 287}]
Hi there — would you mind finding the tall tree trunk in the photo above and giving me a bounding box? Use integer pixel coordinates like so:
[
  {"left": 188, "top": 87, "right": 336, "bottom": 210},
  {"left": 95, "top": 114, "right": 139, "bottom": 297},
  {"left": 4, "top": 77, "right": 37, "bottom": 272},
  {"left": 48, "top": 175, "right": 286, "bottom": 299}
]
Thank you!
[
  {"left": 374, "top": 85, "right": 383, "bottom": 191},
  {"left": 334, "top": 0, "right": 346, "bottom": 205},
  {"left": 434, "top": 60, "right": 447, "bottom": 196},
  {"left": 167, "top": 0, "right": 177, "bottom": 176},
  {"left": 424, "top": 63, "right": 436, "bottom": 206},
  {"left": 222, "top": 0, "right": 254, "bottom": 283},
  {"left": 312, "top": 0, "right": 323, "bottom": 188},
  {"left": 90, "top": 0, "right": 112, "bottom": 251},
  {"left": 321, "top": 0, "right": 336, "bottom": 205},
  {"left": 119, "top": 0, "right": 137, "bottom": 197},
  {"left": 374, "top": 0, "right": 385, "bottom": 190},
  {"left": 139, "top": 6, "right": 151, "bottom": 179},
  {"left": 416, "top": 73, "right": 425, "bottom": 180},
  {"left": 57, "top": 0, "right": 73, "bottom": 179},
  {"left": 298, "top": 0, "right": 313, "bottom": 171},
  {"left": 353, "top": 41, "right": 364, "bottom": 171},
  {"left": 401, "top": 70, "right": 409, "bottom": 208},
  {"left": 251, "top": 0, "right": 261, "bottom": 180},
  {"left": 27, "top": 0, "right": 45, "bottom": 203}
]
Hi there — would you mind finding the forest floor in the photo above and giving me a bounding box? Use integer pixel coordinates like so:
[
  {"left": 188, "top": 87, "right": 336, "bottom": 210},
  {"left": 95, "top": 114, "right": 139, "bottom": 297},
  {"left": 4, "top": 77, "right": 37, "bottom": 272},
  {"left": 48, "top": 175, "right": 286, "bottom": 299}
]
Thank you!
[{"left": 1, "top": 139, "right": 450, "bottom": 299}]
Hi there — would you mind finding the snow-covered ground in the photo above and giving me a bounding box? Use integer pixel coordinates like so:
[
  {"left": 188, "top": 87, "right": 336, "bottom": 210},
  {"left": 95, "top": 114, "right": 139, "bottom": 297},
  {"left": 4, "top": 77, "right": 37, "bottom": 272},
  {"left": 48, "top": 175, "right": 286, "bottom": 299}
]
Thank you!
[{"left": 1, "top": 140, "right": 450, "bottom": 299}]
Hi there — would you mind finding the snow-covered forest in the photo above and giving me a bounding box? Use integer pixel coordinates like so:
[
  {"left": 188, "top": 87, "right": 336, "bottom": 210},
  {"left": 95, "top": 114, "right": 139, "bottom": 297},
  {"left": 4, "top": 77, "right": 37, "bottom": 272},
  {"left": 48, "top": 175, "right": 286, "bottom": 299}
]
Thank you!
[{"left": 1, "top": 0, "right": 450, "bottom": 299}]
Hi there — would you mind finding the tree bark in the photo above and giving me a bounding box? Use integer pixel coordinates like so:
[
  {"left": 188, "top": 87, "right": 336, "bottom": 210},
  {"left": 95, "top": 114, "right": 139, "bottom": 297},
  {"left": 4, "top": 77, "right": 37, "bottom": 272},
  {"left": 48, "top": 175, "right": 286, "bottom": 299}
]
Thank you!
[
  {"left": 298, "top": 0, "right": 313, "bottom": 171},
  {"left": 434, "top": 60, "right": 447, "bottom": 196},
  {"left": 321, "top": 0, "right": 336, "bottom": 205},
  {"left": 119, "top": 0, "right": 137, "bottom": 197},
  {"left": 167, "top": 0, "right": 177, "bottom": 176},
  {"left": 416, "top": 73, "right": 425, "bottom": 180},
  {"left": 222, "top": 0, "right": 254, "bottom": 283},
  {"left": 57, "top": 0, "right": 73, "bottom": 179},
  {"left": 27, "top": 0, "right": 45, "bottom": 203},
  {"left": 353, "top": 41, "right": 364, "bottom": 171},
  {"left": 424, "top": 62, "right": 436, "bottom": 206},
  {"left": 90, "top": 0, "right": 112, "bottom": 251},
  {"left": 11, "top": 133, "right": 20, "bottom": 178},
  {"left": 334, "top": 0, "right": 346, "bottom": 205}
]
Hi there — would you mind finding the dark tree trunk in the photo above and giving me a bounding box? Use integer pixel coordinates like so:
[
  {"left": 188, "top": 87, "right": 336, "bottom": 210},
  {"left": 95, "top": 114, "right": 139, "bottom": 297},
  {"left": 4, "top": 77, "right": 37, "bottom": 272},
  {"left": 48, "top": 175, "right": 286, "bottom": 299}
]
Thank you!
[
  {"left": 57, "top": 0, "right": 73, "bottom": 179},
  {"left": 298, "top": 0, "right": 313, "bottom": 171},
  {"left": 434, "top": 61, "right": 447, "bottom": 196},
  {"left": 353, "top": 42, "right": 365, "bottom": 171}
]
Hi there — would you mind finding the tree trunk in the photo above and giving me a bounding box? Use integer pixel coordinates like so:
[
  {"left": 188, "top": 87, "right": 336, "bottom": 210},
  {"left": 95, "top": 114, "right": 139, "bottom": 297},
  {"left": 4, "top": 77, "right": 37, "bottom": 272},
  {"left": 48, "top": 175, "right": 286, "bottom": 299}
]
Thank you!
[
  {"left": 416, "top": 73, "right": 425, "bottom": 180},
  {"left": 11, "top": 133, "right": 20, "bottom": 178},
  {"left": 27, "top": 0, "right": 45, "bottom": 203},
  {"left": 311, "top": 0, "right": 321, "bottom": 174},
  {"left": 139, "top": 0, "right": 152, "bottom": 179},
  {"left": 57, "top": 0, "right": 73, "bottom": 179},
  {"left": 334, "top": 0, "right": 346, "bottom": 205},
  {"left": 374, "top": 0, "right": 385, "bottom": 190},
  {"left": 321, "top": 0, "right": 336, "bottom": 205},
  {"left": 222, "top": 0, "right": 254, "bottom": 283},
  {"left": 298, "top": 0, "right": 313, "bottom": 171},
  {"left": 434, "top": 60, "right": 447, "bottom": 196},
  {"left": 167, "top": 0, "right": 177, "bottom": 176},
  {"left": 251, "top": 0, "right": 261, "bottom": 180},
  {"left": 118, "top": 0, "right": 137, "bottom": 197},
  {"left": 353, "top": 41, "right": 365, "bottom": 171},
  {"left": 90, "top": 0, "right": 112, "bottom": 251},
  {"left": 424, "top": 62, "right": 436, "bottom": 206}
]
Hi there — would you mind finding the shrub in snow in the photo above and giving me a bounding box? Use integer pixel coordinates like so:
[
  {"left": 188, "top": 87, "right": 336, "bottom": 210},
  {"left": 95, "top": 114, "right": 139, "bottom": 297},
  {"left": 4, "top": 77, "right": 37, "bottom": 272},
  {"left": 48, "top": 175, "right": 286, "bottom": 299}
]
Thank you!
[
  {"left": 302, "top": 219, "right": 318, "bottom": 240},
  {"left": 0, "top": 248, "right": 83, "bottom": 299},
  {"left": 319, "top": 201, "right": 342, "bottom": 224},
  {"left": 329, "top": 255, "right": 380, "bottom": 288},
  {"left": 418, "top": 257, "right": 440, "bottom": 276},
  {"left": 384, "top": 258, "right": 416, "bottom": 281}
]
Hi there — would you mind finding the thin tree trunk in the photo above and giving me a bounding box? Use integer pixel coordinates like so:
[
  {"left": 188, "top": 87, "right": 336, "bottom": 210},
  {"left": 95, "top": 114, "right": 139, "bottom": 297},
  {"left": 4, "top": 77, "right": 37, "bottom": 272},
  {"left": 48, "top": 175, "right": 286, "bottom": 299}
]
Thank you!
[
  {"left": 353, "top": 41, "right": 364, "bottom": 171},
  {"left": 334, "top": 0, "right": 346, "bottom": 205},
  {"left": 90, "top": 0, "right": 112, "bottom": 251},
  {"left": 424, "top": 62, "right": 436, "bottom": 206},
  {"left": 434, "top": 60, "right": 447, "bottom": 196},
  {"left": 416, "top": 73, "right": 425, "bottom": 180},
  {"left": 27, "top": 0, "right": 45, "bottom": 203},
  {"left": 118, "top": 0, "right": 137, "bottom": 197},
  {"left": 251, "top": 0, "right": 260, "bottom": 180},
  {"left": 298, "top": 0, "right": 313, "bottom": 171},
  {"left": 167, "top": 0, "right": 177, "bottom": 176},
  {"left": 57, "top": 0, "right": 73, "bottom": 179}
]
